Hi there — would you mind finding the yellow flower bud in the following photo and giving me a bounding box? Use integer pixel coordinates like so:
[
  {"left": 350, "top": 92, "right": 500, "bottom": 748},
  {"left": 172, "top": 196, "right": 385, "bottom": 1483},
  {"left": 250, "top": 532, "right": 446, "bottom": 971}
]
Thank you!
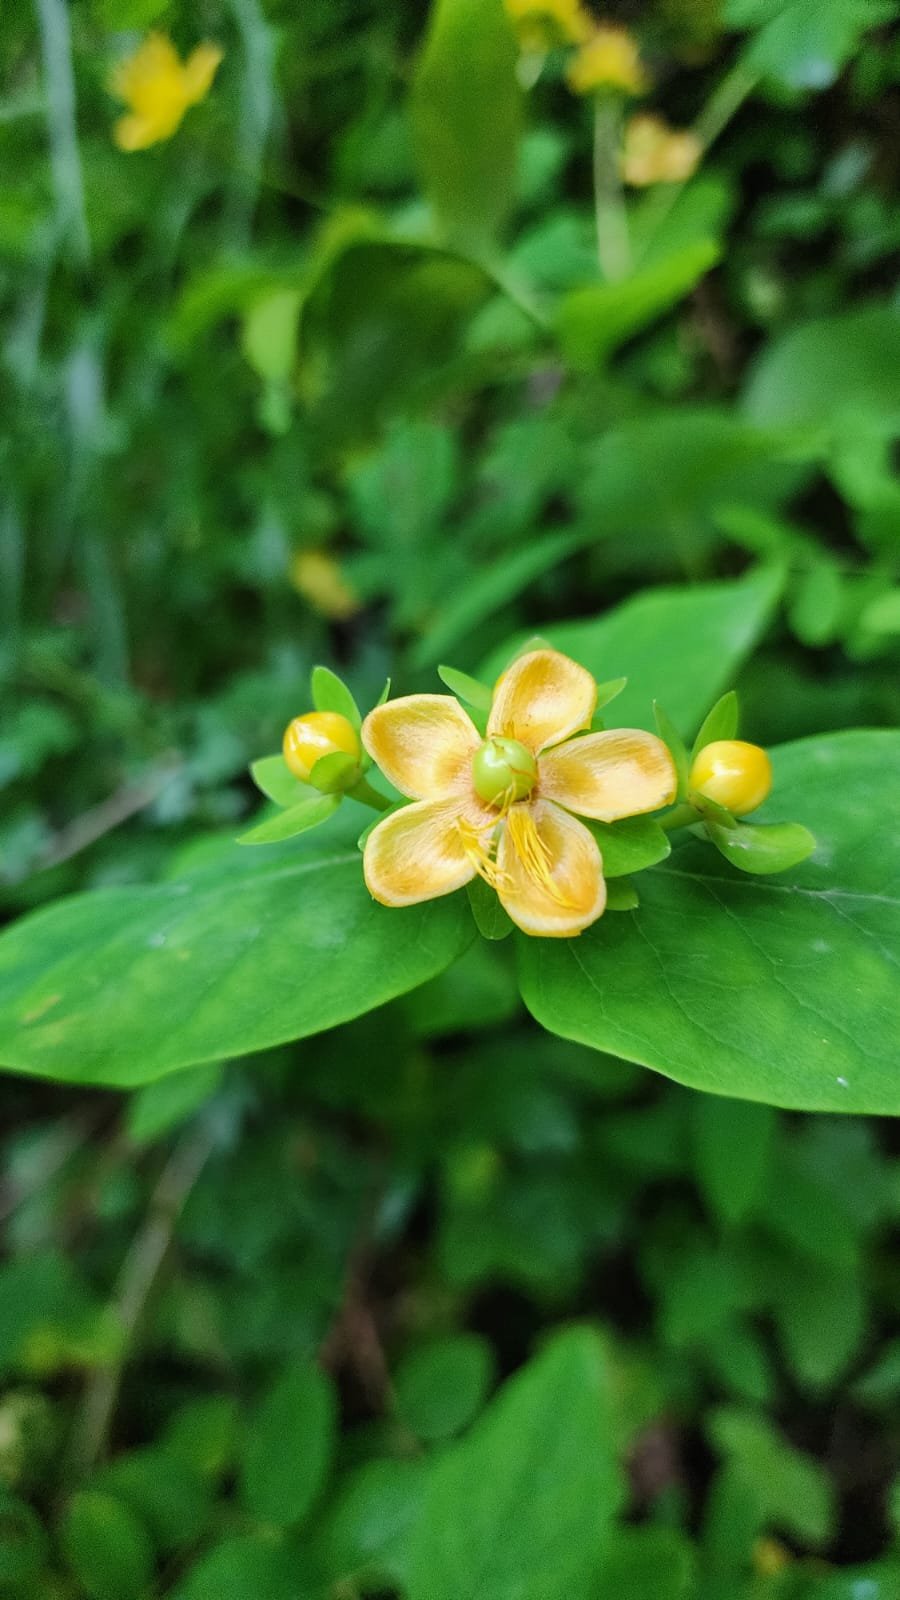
[
  {"left": 567, "top": 24, "right": 648, "bottom": 96},
  {"left": 689, "top": 739, "right": 773, "bottom": 816},
  {"left": 283, "top": 712, "right": 360, "bottom": 782},
  {"left": 504, "top": 0, "right": 592, "bottom": 52},
  {"left": 472, "top": 736, "right": 538, "bottom": 808},
  {"left": 290, "top": 549, "right": 360, "bottom": 621},
  {"left": 622, "top": 113, "right": 702, "bottom": 186}
]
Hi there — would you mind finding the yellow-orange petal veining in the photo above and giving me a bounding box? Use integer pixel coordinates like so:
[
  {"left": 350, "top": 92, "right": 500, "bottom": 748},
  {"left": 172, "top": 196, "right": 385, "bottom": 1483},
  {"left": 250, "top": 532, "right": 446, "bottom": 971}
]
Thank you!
[
  {"left": 539, "top": 728, "right": 676, "bottom": 821},
  {"left": 361, "top": 695, "right": 481, "bottom": 801},
  {"left": 496, "top": 798, "right": 605, "bottom": 937},
  {"left": 488, "top": 649, "right": 597, "bottom": 755}
]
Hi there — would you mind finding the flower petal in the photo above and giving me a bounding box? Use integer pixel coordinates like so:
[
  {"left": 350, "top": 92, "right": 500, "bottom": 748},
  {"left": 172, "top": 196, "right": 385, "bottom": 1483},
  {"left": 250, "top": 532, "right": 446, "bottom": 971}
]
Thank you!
[
  {"left": 497, "top": 799, "right": 606, "bottom": 938},
  {"left": 361, "top": 695, "right": 480, "bottom": 800},
  {"left": 488, "top": 649, "right": 597, "bottom": 753},
  {"left": 183, "top": 43, "right": 224, "bottom": 105},
  {"left": 539, "top": 729, "right": 677, "bottom": 821},
  {"left": 363, "top": 798, "right": 480, "bottom": 907}
]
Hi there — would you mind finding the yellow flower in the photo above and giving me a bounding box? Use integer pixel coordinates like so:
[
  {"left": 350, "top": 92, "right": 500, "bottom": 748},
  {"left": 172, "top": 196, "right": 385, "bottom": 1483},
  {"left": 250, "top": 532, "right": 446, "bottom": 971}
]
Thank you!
[
  {"left": 109, "top": 33, "right": 222, "bottom": 152},
  {"left": 361, "top": 649, "right": 676, "bottom": 938},
  {"left": 290, "top": 550, "right": 360, "bottom": 621},
  {"left": 504, "top": 0, "right": 593, "bottom": 51},
  {"left": 567, "top": 23, "right": 648, "bottom": 96},
  {"left": 690, "top": 739, "right": 772, "bottom": 816},
  {"left": 622, "top": 113, "right": 702, "bottom": 186}
]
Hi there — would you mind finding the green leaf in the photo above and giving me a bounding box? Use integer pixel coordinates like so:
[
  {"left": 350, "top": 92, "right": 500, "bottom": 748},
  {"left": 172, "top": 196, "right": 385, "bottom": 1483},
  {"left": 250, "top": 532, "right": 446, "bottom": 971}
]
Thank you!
[
  {"left": 586, "top": 816, "right": 670, "bottom": 879},
  {"left": 127, "top": 1063, "right": 223, "bottom": 1145},
  {"left": 61, "top": 1490, "right": 154, "bottom": 1600},
  {"left": 437, "top": 665, "right": 493, "bottom": 711},
  {"left": 410, "top": 0, "right": 522, "bottom": 251},
  {"left": 467, "top": 877, "right": 514, "bottom": 941},
  {"left": 690, "top": 1095, "right": 776, "bottom": 1226},
  {"left": 394, "top": 1334, "right": 495, "bottom": 1443},
  {"left": 705, "top": 818, "right": 816, "bottom": 875},
  {"left": 240, "top": 289, "right": 302, "bottom": 385},
  {"left": 558, "top": 240, "right": 721, "bottom": 369},
  {"left": 594, "top": 677, "right": 628, "bottom": 713},
  {"left": 518, "top": 730, "right": 900, "bottom": 1112},
  {"left": 653, "top": 703, "right": 691, "bottom": 801},
  {"left": 605, "top": 879, "right": 639, "bottom": 912},
  {"left": 93, "top": 1449, "right": 212, "bottom": 1556},
  {"left": 406, "top": 1327, "right": 624, "bottom": 1600},
  {"left": 708, "top": 1407, "right": 834, "bottom": 1545},
  {"left": 726, "top": 0, "right": 897, "bottom": 92},
  {"left": 240, "top": 1360, "right": 336, "bottom": 1529},
  {"left": 308, "top": 752, "right": 360, "bottom": 793},
  {"left": 250, "top": 755, "right": 311, "bottom": 810},
  {"left": 594, "top": 1527, "right": 695, "bottom": 1599},
  {"left": 0, "top": 821, "right": 472, "bottom": 1085},
  {"left": 742, "top": 306, "right": 900, "bottom": 439},
  {"left": 310, "top": 665, "right": 362, "bottom": 729},
  {"left": 171, "top": 1535, "right": 314, "bottom": 1600},
  {"left": 0, "top": 1491, "right": 47, "bottom": 1585},
  {"left": 237, "top": 793, "right": 341, "bottom": 846},
  {"left": 691, "top": 691, "right": 740, "bottom": 761},
  {"left": 482, "top": 568, "right": 782, "bottom": 738},
  {"left": 314, "top": 1459, "right": 428, "bottom": 1592}
]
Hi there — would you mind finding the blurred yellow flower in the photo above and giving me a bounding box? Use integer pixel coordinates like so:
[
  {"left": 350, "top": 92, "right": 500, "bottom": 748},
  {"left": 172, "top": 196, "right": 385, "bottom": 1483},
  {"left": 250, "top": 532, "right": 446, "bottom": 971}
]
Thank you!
[
  {"left": 290, "top": 550, "right": 360, "bottom": 621},
  {"left": 567, "top": 23, "right": 648, "bottom": 95},
  {"left": 109, "top": 33, "right": 222, "bottom": 152},
  {"left": 622, "top": 112, "right": 702, "bottom": 185},
  {"left": 504, "top": 0, "right": 592, "bottom": 51},
  {"left": 753, "top": 1537, "right": 792, "bottom": 1577}
]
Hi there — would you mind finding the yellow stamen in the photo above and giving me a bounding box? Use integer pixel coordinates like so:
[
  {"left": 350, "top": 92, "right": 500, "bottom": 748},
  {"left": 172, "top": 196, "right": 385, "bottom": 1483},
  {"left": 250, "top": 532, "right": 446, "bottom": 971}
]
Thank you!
[
  {"left": 457, "top": 816, "right": 512, "bottom": 893},
  {"left": 505, "top": 806, "right": 578, "bottom": 908}
]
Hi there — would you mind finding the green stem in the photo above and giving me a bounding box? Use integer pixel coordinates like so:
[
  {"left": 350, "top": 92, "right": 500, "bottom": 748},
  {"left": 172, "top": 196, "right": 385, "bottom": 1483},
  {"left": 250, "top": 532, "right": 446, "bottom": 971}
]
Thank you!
[
  {"left": 592, "top": 93, "right": 631, "bottom": 282},
  {"left": 348, "top": 776, "right": 393, "bottom": 812},
  {"left": 660, "top": 802, "right": 699, "bottom": 832}
]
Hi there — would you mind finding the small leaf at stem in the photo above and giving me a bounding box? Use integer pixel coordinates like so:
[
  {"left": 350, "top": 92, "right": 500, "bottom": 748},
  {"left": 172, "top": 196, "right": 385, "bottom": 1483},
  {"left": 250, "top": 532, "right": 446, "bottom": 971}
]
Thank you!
[
  {"left": 691, "top": 690, "right": 740, "bottom": 762},
  {"left": 467, "top": 878, "right": 513, "bottom": 941},
  {"left": 653, "top": 701, "right": 690, "bottom": 800},
  {"left": 237, "top": 794, "right": 341, "bottom": 846},
  {"left": 706, "top": 819, "right": 816, "bottom": 875},
  {"left": 311, "top": 665, "right": 362, "bottom": 730},
  {"left": 437, "top": 665, "right": 493, "bottom": 711},
  {"left": 250, "top": 754, "right": 314, "bottom": 810}
]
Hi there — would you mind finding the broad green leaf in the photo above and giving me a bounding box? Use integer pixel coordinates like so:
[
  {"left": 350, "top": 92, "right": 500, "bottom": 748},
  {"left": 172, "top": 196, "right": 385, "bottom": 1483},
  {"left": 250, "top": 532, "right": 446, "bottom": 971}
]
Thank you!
[
  {"left": 708, "top": 1407, "right": 834, "bottom": 1545},
  {"left": 482, "top": 568, "right": 782, "bottom": 737},
  {"left": 410, "top": 0, "right": 522, "bottom": 250},
  {"left": 237, "top": 793, "right": 341, "bottom": 846},
  {"left": 314, "top": 1459, "right": 428, "bottom": 1592},
  {"left": 558, "top": 239, "right": 720, "bottom": 369},
  {"left": 726, "top": 0, "right": 897, "bottom": 91},
  {"left": 742, "top": 306, "right": 900, "bottom": 439},
  {"left": 594, "top": 1527, "right": 695, "bottom": 1599},
  {"left": 605, "top": 879, "right": 639, "bottom": 911},
  {"left": 311, "top": 665, "right": 362, "bottom": 729},
  {"left": 690, "top": 1095, "right": 776, "bottom": 1226},
  {"left": 406, "top": 1327, "right": 624, "bottom": 1600},
  {"left": 0, "top": 821, "right": 472, "bottom": 1085},
  {"left": 394, "top": 1334, "right": 495, "bottom": 1442},
  {"left": 705, "top": 817, "right": 816, "bottom": 874},
  {"left": 61, "top": 1490, "right": 154, "bottom": 1600},
  {"left": 240, "top": 1360, "right": 336, "bottom": 1528},
  {"left": 93, "top": 1449, "right": 212, "bottom": 1556},
  {"left": 250, "top": 755, "right": 310, "bottom": 809},
  {"left": 691, "top": 691, "right": 740, "bottom": 760},
  {"left": 171, "top": 1535, "right": 316, "bottom": 1600},
  {"left": 586, "top": 816, "right": 670, "bottom": 879},
  {"left": 518, "top": 730, "right": 900, "bottom": 1112}
]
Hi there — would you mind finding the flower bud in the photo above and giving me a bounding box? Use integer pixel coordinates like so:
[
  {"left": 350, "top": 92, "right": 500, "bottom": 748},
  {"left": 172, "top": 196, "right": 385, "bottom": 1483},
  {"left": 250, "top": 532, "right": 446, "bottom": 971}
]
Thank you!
[
  {"left": 689, "top": 739, "right": 772, "bottom": 816},
  {"left": 283, "top": 712, "right": 360, "bottom": 782},
  {"left": 472, "top": 736, "right": 537, "bottom": 808}
]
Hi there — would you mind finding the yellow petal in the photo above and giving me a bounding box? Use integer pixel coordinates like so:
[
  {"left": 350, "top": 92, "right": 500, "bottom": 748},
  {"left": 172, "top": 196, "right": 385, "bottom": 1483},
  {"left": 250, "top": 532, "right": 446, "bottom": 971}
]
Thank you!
[
  {"left": 497, "top": 799, "right": 605, "bottom": 937},
  {"left": 109, "top": 34, "right": 182, "bottom": 106},
  {"left": 183, "top": 42, "right": 223, "bottom": 105},
  {"left": 361, "top": 695, "right": 480, "bottom": 801},
  {"left": 539, "top": 729, "right": 676, "bottom": 821},
  {"left": 488, "top": 649, "right": 597, "bottom": 754},
  {"left": 363, "top": 798, "right": 480, "bottom": 907},
  {"left": 113, "top": 112, "right": 166, "bottom": 152}
]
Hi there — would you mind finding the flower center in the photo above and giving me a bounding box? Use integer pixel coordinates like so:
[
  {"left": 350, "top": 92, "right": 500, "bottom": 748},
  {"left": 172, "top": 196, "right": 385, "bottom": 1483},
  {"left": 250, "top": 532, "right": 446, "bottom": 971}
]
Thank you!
[{"left": 472, "top": 737, "right": 537, "bottom": 809}]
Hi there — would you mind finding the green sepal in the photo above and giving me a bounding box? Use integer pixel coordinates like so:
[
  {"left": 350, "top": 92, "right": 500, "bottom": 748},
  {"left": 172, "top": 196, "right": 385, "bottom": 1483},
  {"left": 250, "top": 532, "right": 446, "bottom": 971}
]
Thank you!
[
  {"left": 250, "top": 754, "right": 312, "bottom": 809},
  {"left": 706, "top": 819, "right": 817, "bottom": 875},
  {"left": 691, "top": 690, "right": 739, "bottom": 762},
  {"left": 653, "top": 701, "right": 690, "bottom": 801},
  {"left": 311, "top": 665, "right": 362, "bottom": 730},
  {"left": 583, "top": 816, "right": 670, "bottom": 878},
  {"left": 437, "top": 665, "right": 493, "bottom": 712},
  {"left": 595, "top": 676, "right": 627, "bottom": 711},
  {"left": 499, "top": 634, "right": 552, "bottom": 672},
  {"left": 375, "top": 677, "right": 391, "bottom": 707},
  {"left": 237, "top": 793, "right": 341, "bottom": 846},
  {"left": 308, "top": 751, "right": 361, "bottom": 794},
  {"left": 692, "top": 793, "right": 738, "bottom": 829},
  {"left": 467, "top": 878, "right": 513, "bottom": 941},
  {"left": 605, "top": 878, "right": 639, "bottom": 911}
]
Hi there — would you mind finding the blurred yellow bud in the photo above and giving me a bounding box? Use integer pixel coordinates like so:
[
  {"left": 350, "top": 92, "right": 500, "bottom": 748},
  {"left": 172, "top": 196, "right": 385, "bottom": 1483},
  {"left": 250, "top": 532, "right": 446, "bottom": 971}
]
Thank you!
[
  {"left": 283, "top": 712, "right": 361, "bottom": 782},
  {"left": 689, "top": 739, "right": 773, "bottom": 816},
  {"left": 290, "top": 550, "right": 360, "bottom": 621},
  {"left": 109, "top": 33, "right": 222, "bottom": 152},
  {"left": 504, "top": 0, "right": 592, "bottom": 51},
  {"left": 622, "top": 113, "right": 702, "bottom": 185},
  {"left": 753, "top": 1537, "right": 792, "bottom": 1577},
  {"left": 567, "top": 24, "right": 648, "bottom": 96}
]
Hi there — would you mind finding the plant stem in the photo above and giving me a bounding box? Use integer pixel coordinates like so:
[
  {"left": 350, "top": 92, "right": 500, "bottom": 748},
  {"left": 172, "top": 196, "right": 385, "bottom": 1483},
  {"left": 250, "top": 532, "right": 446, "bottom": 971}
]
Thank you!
[
  {"left": 660, "top": 802, "right": 699, "bottom": 832},
  {"left": 592, "top": 94, "right": 630, "bottom": 282},
  {"left": 348, "top": 776, "right": 393, "bottom": 812}
]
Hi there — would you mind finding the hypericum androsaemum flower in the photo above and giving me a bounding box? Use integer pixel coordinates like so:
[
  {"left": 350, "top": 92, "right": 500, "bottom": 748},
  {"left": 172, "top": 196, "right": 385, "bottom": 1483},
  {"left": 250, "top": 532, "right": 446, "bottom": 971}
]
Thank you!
[
  {"left": 567, "top": 23, "right": 648, "bottom": 96},
  {"left": 622, "top": 113, "right": 701, "bottom": 186},
  {"left": 290, "top": 550, "right": 360, "bottom": 621},
  {"left": 109, "top": 33, "right": 222, "bottom": 152},
  {"left": 504, "top": 0, "right": 592, "bottom": 52},
  {"left": 283, "top": 712, "right": 360, "bottom": 782},
  {"left": 690, "top": 739, "right": 772, "bottom": 816},
  {"left": 361, "top": 649, "right": 676, "bottom": 938}
]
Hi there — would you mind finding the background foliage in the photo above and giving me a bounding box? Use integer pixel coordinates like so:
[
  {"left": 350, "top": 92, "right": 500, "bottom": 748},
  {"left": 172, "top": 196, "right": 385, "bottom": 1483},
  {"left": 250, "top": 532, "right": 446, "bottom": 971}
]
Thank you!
[{"left": 1, "top": 0, "right": 899, "bottom": 1593}]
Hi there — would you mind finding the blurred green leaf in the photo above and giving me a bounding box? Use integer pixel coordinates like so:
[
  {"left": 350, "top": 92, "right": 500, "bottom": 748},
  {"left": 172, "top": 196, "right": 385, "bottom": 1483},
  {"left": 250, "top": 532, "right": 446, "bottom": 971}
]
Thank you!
[
  {"left": 558, "top": 240, "right": 720, "bottom": 370},
  {"left": 240, "top": 1360, "right": 336, "bottom": 1528},
  {"left": 394, "top": 1333, "right": 495, "bottom": 1442},
  {"left": 61, "top": 1491, "right": 154, "bottom": 1600}
]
